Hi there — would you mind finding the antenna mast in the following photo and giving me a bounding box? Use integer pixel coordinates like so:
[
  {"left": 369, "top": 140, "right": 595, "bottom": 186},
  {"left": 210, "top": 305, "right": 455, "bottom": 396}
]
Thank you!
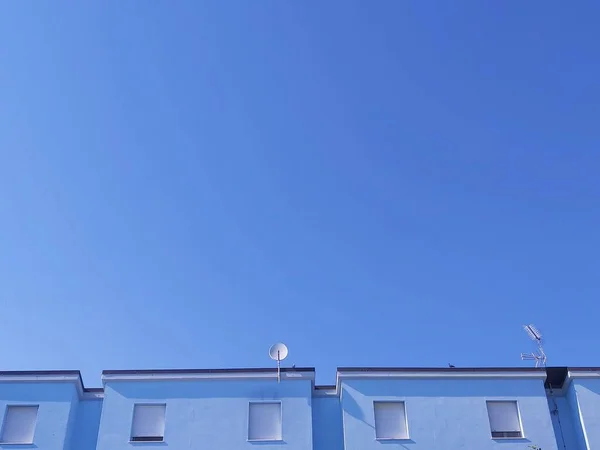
[
  {"left": 269, "top": 343, "right": 288, "bottom": 383},
  {"left": 520, "top": 324, "right": 547, "bottom": 367}
]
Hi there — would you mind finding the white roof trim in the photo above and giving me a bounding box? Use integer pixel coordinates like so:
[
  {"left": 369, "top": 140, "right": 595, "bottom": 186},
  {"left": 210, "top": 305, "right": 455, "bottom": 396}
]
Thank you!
[
  {"left": 313, "top": 388, "right": 337, "bottom": 397},
  {"left": 0, "top": 373, "right": 99, "bottom": 400},
  {"left": 102, "top": 370, "right": 315, "bottom": 384},
  {"left": 568, "top": 370, "right": 600, "bottom": 379},
  {"left": 336, "top": 370, "right": 546, "bottom": 391},
  {"left": 338, "top": 370, "right": 546, "bottom": 380},
  {"left": 0, "top": 374, "right": 80, "bottom": 383}
]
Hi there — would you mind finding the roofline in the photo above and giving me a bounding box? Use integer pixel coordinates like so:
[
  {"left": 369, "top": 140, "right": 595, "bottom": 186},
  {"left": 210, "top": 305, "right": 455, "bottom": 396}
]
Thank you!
[
  {"left": 0, "top": 370, "right": 82, "bottom": 376},
  {"left": 0, "top": 367, "right": 597, "bottom": 396},
  {"left": 0, "top": 370, "right": 102, "bottom": 399},
  {"left": 337, "top": 367, "right": 547, "bottom": 373},
  {"left": 101, "top": 367, "right": 316, "bottom": 385},
  {"left": 102, "top": 367, "right": 315, "bottom": 375},
  {"left": 0, "top": 370, "right": 85, "bottom": 387},
  {"left": 336, "top": 367, "right": 550, "bottom": 392},
  {"left": 568, "top": 368, "right": 600, "bottom": 380}
]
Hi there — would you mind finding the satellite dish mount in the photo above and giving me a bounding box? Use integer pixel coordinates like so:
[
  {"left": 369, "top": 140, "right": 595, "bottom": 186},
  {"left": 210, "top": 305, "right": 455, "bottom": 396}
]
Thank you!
[
  {"left": 520, "top": 324, "right": 547, "bottom": 368},
  {"left": 269, "top": 343, "right": 288, "bottom": 383}
]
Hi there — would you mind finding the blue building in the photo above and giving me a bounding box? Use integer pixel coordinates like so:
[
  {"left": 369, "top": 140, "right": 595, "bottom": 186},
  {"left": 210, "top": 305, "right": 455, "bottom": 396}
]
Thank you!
[{"left": 0, "top": 366, "right": 598, "bottom": 450}]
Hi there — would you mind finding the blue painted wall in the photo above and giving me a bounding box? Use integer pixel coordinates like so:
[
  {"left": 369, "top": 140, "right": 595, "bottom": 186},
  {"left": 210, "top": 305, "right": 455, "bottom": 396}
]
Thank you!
[
  {"left": 96, "top": 379, "right": 313, "bottom": 450},
  {"left": 0, "top": 382, "right": 78, "bottom": 450},
  {"left": 311, "top": 395, "right": 343, "bottom": 450},
  {"left": 570, "top": 379, "right": 600, "bottom": 450},
  {"left": 340, "top": 378, "right": 558, "bottom": 450},
  {"left": 566, "top": 382, "right": 589, "bottom": 450},
  {"left": 547, "top": 392, "right": 582, "bottom": 450},
  {"left": 63, "top": 389, "right": 79, "bottom": 450},
  {"left": 2, "top": 370, "right": 600, "bottom": 450},
  {"left": 71, "top": 398, "right": 103, "bottom": 450}
]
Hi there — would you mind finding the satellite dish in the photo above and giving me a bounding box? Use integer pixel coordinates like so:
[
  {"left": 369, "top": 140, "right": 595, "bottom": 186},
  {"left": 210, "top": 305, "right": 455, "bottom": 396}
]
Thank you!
[
  {"left": 268, "top": 342, "right": 288, "bottom": 383},
  {"left": 269, "top": 343, "right": 288, "bottom": 361}
]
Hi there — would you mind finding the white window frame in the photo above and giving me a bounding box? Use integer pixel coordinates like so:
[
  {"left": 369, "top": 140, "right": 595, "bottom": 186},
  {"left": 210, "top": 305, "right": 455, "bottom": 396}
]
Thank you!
[
  {"left": 0, "top": 405, "right": 39, "bottom": 445},
  {"left": 247, "top": 401, "right": 283, "bottom": 442},
  {"left": 373, "top": 401, "right": 409, "bottom": 441},
  {"left": 130, "top": 403, "right": 167, "bottom": 443},
  {"left": 486, "top": 400, "right": 524, "bottom": 439}
]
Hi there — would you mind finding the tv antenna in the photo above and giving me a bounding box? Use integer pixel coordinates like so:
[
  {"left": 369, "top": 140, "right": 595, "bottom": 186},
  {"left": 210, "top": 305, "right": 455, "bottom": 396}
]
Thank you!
[
  {"left": 269, "top": 342, "right": 288, "bottom": 383},
  {"left": 520, "top": 324, "right": 547, "bottom": 367}
]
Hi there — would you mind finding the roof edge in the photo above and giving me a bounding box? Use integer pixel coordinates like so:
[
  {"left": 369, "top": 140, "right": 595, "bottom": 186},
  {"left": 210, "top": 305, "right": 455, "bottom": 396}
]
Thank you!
[
  {"left": 568, "top": 368, "right": 600, "bottom": 379},
  {"left": 0, "top": 370, "right": 103, "bottom": 398},
  {"left": 0, "top": 370, "right": 82, "bottom": 376},
  {"left": 337, "top": 367, "right": 547, "bottom": 373},
  {"left": 101, "top": 367, "right": 316, "bottom": 384},
  {"left": 336, "top": 367, "right": 548, "bottom": 389},
  {"left": 102, "top": 367, "right": 315, "bottom": 375}
]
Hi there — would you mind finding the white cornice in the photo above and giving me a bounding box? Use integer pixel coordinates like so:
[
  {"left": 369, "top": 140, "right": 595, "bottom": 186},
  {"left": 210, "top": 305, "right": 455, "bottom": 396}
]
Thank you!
[
  {"left": 102, "top": 370, "right": 315, "bottom": 385},
  {"left": 568, "top": 370, "right": 600, "bottom": 379},
  {"left": 0, "top": 373, "right": 103, "bottom": 400},
  {"left": 336, "top": 369, "right": 546, "bottom": 391},
  {"left": 0, "top": 374, "right": 80, "bottom": 383},
  {"left": 338, "top": 370, "right": 546, "bottom": 380}
]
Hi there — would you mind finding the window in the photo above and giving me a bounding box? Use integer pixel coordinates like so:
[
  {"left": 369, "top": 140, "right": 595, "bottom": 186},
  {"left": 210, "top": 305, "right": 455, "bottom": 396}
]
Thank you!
[
  {"left": 248, "top": 402, "right": 282, "bottom": 441},
  {"left": 1, "top": 405, "right": 39, "bottom": 444},
  {"left": 131, "top": 404, "right": 166, "bottom": 442},
  {"left": 487, "top": 401, "right": 523, "bottom": 438},
  {"left": 373, "top": 402, "right": 408, "bottom": 440}
]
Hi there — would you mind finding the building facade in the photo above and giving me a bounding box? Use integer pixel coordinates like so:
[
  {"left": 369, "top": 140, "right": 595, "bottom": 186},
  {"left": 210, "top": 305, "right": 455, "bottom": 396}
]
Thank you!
[{"left": 0, "top": 366, "right": 598, "bottom": 450}]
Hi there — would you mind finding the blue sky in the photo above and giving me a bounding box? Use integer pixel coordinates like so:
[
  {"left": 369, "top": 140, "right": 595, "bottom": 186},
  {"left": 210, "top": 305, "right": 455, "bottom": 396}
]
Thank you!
[{"left": 1, "top": 2, "right": 599, "bottom": 387}]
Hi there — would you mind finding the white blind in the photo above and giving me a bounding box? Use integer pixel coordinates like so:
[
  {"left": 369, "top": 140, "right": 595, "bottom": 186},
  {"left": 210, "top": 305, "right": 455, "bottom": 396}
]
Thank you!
[
  {"left": 487, "top": 401, "right": 521, "bottom": 432},
  {"left": 374, "top": 402, "right": 408, "bottom": 439},
  {"left": 1, "top": 406, "right": 38, "bottom": 444},
  {"left": 132, "top": 404, "right": 166, "bottom": 438},
  {"left": 248, "top": 402, "right": 282, "bottom": 441}
]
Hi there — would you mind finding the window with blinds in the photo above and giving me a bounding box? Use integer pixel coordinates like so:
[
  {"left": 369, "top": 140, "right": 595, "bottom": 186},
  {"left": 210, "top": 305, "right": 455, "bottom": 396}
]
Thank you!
[
  {"left": 1, "top": 405, "right": 39, "bottom": 444},
  {"left": 486, "top": 401, "right": 523, "bottom": 438},
  {"left": 248, "top": 402, "right": 282, "bottom": 441},
  {"left": 373, "top": 402, "right": 408, "bottom": 440},
  {"left": 131, "top": 404, "right": 166, "bottom": 442}
]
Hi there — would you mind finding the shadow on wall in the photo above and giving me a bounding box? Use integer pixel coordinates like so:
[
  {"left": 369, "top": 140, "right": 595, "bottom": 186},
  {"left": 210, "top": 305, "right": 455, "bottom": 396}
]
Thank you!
[
  {"left": 575, "top": 380, "right": 600, "bottom": 396},
  {"left": 572, "top": 380, "right": 600, "bottom": 449},
  {"left": 341, "top": 386, "right": 369, "bottom": 425},
  {"left": 0, "top": 383, "right": 76, "bottom": 402},
  {"left": 343, "top": 378, "right": 545, "bottom": 398},
  {"left": 342, "top": 386, "right": 416, "bottom": 448},
  {"left": 312, "top": 397, "right": 344, "bottom": 450},
  {"left": 107, "top": 379, "right": 311, "bottom": 404},
  {"left": 341, "top": 381, "right": 542, "bottom": 449}
]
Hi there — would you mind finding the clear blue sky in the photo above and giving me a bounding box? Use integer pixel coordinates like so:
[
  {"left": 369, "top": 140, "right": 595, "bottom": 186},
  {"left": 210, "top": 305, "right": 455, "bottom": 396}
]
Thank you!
[{"left": 1, "top": 2, "right": 599, "bottom": 387}]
